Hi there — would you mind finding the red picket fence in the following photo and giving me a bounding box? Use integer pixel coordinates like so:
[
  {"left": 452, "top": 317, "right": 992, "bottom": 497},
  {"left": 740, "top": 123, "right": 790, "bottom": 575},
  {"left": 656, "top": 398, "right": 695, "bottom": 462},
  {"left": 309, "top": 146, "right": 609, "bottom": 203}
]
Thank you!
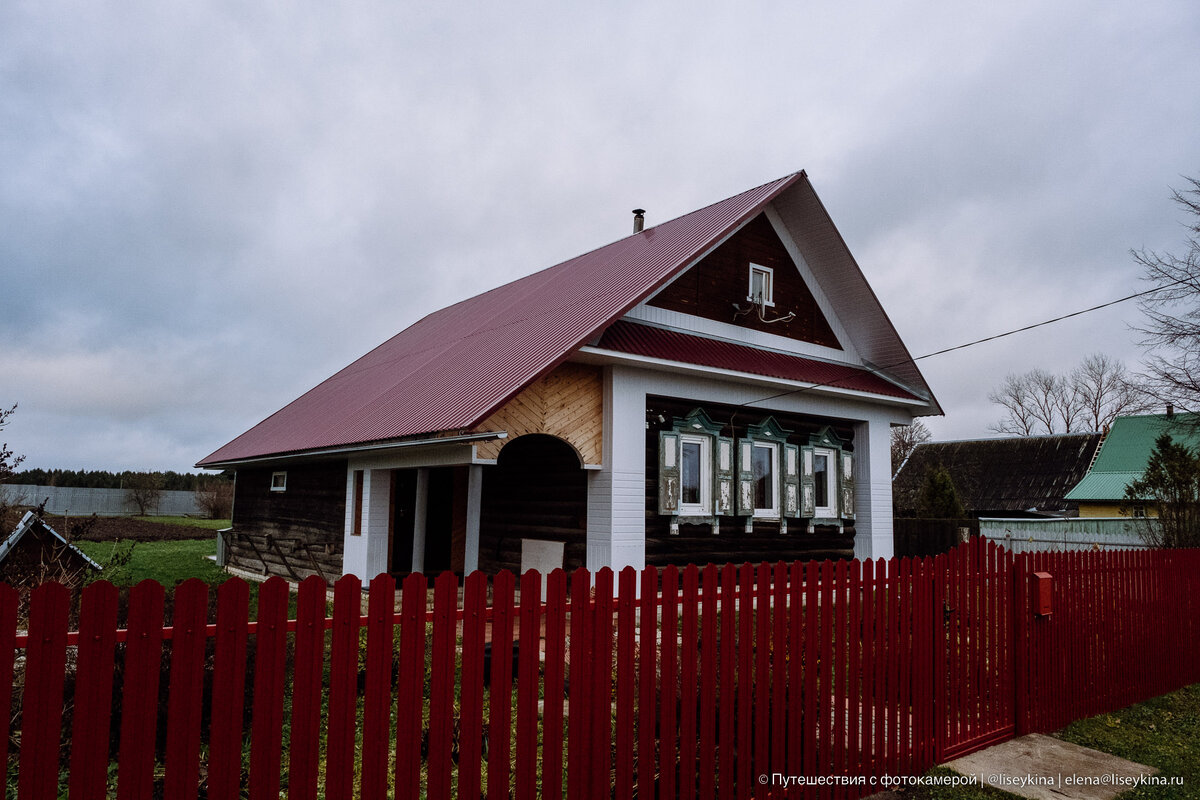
[{"left": 4, "top": 538, "right": 1200, "bottom": 799}]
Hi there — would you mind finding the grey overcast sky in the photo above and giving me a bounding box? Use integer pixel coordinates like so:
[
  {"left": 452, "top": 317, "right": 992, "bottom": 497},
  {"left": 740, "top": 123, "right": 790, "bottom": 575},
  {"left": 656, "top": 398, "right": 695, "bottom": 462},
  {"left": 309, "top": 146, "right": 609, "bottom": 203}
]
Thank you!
[{"left": 3, "top": 1, "right": 1199, "bottom": 472}]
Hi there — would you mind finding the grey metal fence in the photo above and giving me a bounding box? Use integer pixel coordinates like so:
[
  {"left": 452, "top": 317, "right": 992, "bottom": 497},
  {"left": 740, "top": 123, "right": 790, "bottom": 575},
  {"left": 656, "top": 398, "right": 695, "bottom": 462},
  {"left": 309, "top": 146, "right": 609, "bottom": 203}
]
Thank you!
[
  {"left": 980, "top": 516, "right": 1151, "bottom": 553},
  {"left": 0, "top": 484, "right": 202, "bottom": 517}
]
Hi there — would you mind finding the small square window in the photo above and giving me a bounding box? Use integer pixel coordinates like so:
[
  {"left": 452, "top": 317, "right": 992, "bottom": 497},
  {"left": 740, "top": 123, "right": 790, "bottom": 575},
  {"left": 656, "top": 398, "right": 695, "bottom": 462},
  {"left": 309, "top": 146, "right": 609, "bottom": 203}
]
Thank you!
[
  {"left": 270, "top": 471, "right": 287, "bottom": 492},
  {"left": 748, "top": 264, "right": 775, "bottom": 307}
]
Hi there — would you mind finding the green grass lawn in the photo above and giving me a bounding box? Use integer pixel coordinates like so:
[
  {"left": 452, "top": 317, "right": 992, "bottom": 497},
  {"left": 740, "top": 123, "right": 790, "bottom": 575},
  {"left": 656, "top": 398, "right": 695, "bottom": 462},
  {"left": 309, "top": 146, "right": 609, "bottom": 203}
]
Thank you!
[
  {"left": 906, "top": 684, "right": 1200, "bottom": 799},
  {"left": 76, "top": 537, "right": 230, "bottom": 587},
  {"left": 1056, "top": 684, "right": 1200, "bottom": 799}
]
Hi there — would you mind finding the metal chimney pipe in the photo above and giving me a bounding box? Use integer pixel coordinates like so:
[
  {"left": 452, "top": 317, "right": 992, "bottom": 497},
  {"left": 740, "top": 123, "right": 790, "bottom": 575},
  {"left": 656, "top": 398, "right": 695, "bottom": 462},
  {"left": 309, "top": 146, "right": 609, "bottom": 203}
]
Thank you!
[
  {"left": 1167, "top": 403, "right": 1175, "bottom": 417},
  {"left": 632, "top": 209, "right": 645, "bottom": 233}
]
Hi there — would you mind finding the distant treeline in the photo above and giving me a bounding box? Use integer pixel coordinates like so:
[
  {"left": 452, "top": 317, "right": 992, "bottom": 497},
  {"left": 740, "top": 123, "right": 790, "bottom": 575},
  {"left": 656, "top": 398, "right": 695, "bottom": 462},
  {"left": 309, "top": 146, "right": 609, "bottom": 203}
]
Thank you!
[{"left": 10, "top": 469, "right": 231, "bottom": 491}]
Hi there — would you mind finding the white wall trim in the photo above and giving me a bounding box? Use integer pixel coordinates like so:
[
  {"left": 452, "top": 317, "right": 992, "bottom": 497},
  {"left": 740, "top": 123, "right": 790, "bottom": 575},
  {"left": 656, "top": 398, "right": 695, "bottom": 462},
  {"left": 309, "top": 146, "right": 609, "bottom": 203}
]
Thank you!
[
  {"left": 624, "top": 305, "right": 853, "bottom": 364},
  {"left": 576, "top": 346, "right": 928, "bottom": 410}
]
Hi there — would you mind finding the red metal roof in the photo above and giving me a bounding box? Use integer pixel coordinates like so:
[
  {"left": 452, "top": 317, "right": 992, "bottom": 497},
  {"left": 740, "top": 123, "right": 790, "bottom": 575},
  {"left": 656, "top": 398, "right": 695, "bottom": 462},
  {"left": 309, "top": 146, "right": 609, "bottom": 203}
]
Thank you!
[
  {"left": 198, "top": 174, "right": 802, "bottom": 466},
  {"left": 594, "top": 321, "right": 921, "bottom": 401}
]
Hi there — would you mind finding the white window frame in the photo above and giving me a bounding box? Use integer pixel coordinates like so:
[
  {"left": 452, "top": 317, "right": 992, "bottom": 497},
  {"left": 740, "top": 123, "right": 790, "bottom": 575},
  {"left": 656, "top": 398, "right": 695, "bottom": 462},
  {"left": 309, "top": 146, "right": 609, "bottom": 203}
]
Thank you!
[
  {"left": 270, "top": 471, "right": 287, "bottom": 492},
  {"left": 813, "top": 448, "right": 837, "bottom": 518},
  {"left": 751, "top": 441, "right": 780, "bottom": 519},
  {"left": 678, "top": 433, "right": 712, "bottom": 516},
  {"left": 748, "top": 263, "right": 775, "bottom": 307}
]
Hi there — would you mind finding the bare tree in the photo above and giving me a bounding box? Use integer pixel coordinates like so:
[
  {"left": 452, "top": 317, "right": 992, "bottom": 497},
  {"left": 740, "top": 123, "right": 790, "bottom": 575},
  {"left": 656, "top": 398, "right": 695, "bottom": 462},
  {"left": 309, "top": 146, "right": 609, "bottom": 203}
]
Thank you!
[
  {"left": 1134, "top": 176, "right": 1200, "bottom": 408},
  {"left": 1072, "top": 354, "right": 1151, "bottom": 431},
  {"left": 1025, "top": 368, "right": 1068, "bottom": 433},
  {"left": 891, "top": 419, "right": 932, "bottom": 474},
  {"left": 988, "top": 373, "right": 1039, "bottom": 435},
  {"left": 123, "top": 472, "right": 164, "bottom": 516},
  {"left": 0, "top": 403, "right": 23, "bottom": 486},
  {"left": 195, "top": 477, "right": 234, "bottom": 519},
  {"left": 989, "top": 355, "right": 1148, "bottom": 435}
]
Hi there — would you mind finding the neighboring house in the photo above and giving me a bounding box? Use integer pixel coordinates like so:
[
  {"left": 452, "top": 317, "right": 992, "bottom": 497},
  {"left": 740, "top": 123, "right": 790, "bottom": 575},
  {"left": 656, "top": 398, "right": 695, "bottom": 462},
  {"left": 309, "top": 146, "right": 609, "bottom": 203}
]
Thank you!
[
  {"left": 198, "top": 172, "right": 941, "bottom": 582},
  {"left": 1065, "top": 412, "right": 1200, "bottom": 517},
  {"left": 0, "top": 511, "right": 101, "bottom": 586},
  {"left": 893, "top": 433, "right": 1103, "bottom": 518}
]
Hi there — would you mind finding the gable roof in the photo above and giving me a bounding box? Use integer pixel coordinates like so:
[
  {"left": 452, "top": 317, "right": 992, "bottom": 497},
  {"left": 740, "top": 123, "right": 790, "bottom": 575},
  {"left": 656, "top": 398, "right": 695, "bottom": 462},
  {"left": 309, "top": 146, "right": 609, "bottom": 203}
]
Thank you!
[
  {"left": 199, "top": 172, "right": 938, "bottom": 467},
  {"left": 0, "top": 511, "right": 102, "bottom": 571},
  {"left": 894, "top": 433, "right": 1104, "bottom": 516},
  {"left": 1065, "top": 413, "right": 1200, "bottom": 501}
]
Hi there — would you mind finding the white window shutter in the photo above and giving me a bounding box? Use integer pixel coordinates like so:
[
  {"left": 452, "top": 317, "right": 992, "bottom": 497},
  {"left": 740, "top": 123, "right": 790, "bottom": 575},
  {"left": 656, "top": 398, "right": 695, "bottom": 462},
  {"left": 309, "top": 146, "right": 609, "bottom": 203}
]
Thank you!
[
  {"left": 800, "top": 446, "right": 816, "bottom": 518},
  {"left": 658, "top": 431, "right": 680, "bottom": 516},
  {"left": 840, "top": 451, "right": 856, "bottom": 520},
  {"left": 783, "top": 443, "right": 801, "bottom": 519},
  {"left": 715, "top": 436, "right": 735, "bottom": 516},
  {"left": 735, "top": 439, "right": 754, "bottom": 517}
]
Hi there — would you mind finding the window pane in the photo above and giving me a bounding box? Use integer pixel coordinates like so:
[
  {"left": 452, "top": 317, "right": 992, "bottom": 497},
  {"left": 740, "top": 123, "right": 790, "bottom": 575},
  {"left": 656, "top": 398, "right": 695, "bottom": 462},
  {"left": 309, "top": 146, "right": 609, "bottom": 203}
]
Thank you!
[
  {"left": 751, "top": 270, "right": 766, "bottom": 301},
  {"left": 814, "top": 453, "right": 828, "bottom": 508},
  {"left": 681, "top": 441, "right": 702, "bottom": 505},
  {"left": 753, "top": 445, "right": 774, "bottom": 510}
]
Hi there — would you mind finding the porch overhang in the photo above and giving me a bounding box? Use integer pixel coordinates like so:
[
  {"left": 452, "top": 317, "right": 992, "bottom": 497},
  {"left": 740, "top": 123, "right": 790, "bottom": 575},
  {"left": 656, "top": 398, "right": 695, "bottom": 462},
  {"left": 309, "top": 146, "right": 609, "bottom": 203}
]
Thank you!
[{"left": 196, "top": 430, "right": 509, "bottom": 470}]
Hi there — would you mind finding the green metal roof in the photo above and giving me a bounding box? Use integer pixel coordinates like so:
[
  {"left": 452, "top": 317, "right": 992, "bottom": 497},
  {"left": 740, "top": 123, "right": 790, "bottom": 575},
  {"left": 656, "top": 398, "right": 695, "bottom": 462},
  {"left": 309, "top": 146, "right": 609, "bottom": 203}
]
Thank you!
[{"left": 1064, "top": 413, "right": 1200, "bottom": 501}]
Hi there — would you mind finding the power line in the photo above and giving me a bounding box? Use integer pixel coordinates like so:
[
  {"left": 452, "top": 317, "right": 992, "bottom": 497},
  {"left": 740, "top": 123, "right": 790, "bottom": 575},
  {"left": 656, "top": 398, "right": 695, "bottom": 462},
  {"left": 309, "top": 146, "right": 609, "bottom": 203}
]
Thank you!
[
  {"left": 740, "top": 277, "right": 1187, "bottom": 409},
  {"left": 911, "top": 280, "right": 1180, "bottom": 362}
]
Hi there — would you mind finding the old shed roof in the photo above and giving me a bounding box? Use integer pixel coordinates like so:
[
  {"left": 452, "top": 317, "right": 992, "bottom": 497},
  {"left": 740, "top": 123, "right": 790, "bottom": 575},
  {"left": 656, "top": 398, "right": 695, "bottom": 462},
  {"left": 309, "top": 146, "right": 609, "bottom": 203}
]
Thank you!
[
  {"left": 894, "top": 433, "right": 1104, "bottom": 516},
  {"left": 199, "top": 172, "right": 938, "bottom": 467},
  {"left": 0, "top": 511, "right": 102, "bottom": 570}
]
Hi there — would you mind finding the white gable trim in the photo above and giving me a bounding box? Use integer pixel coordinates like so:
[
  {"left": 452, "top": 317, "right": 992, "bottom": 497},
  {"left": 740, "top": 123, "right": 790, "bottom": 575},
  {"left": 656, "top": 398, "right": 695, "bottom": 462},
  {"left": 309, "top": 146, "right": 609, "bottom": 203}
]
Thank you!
[
  {"left": 625, "top": 305, "right": 857, "bottom": 365},
  {"left": 762, "top": 205, "right": 858, "bottom": 360}
]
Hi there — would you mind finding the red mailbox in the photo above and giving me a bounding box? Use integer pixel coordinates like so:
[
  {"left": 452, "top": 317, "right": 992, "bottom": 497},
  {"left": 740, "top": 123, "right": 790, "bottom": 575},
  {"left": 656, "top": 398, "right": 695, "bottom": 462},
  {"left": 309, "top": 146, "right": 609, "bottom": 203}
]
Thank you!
[{"left": 1032, "top": 571, "right": 1053, "bottom": 616}]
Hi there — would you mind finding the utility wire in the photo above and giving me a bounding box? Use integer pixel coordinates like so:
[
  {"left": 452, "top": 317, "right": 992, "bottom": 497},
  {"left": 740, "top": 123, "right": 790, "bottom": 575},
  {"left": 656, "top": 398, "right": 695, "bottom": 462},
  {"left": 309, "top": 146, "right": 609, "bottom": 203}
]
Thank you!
[{"left": 739, "top": 276, "right": 1189, "bottom": 409}]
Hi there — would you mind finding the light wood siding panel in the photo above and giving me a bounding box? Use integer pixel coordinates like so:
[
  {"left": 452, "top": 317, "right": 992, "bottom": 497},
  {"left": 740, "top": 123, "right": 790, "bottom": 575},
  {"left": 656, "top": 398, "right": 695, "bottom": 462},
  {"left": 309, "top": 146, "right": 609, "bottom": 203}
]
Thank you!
[{"left": 473, "top": 362, "right": 603, "bottom": 464}]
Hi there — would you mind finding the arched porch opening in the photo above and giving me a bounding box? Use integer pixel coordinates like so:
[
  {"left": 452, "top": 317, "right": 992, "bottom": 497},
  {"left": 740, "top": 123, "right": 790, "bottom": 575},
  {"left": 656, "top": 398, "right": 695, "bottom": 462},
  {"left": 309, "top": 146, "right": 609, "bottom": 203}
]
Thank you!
[{"left": 479, "top": 434, "right": 588, "bottom": 575}]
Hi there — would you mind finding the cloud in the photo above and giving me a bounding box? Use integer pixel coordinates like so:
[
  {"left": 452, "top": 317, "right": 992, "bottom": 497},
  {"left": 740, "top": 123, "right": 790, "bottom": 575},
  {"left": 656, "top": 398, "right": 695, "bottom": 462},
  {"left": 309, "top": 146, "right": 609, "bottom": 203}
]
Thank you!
[{"left": 1, "top": 1, "right": 1198, "bottom": 469}]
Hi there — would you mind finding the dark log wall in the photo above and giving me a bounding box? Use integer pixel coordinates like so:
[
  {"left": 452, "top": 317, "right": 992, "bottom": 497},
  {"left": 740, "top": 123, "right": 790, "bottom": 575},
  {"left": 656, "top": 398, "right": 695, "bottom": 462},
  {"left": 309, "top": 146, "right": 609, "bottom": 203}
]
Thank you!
[
  {"left": 479, "top": 435, "right": 587, "bottom": 575},
  {"left": 648, "top": 213, "right": 841, "bottom": 349},
  {"left": 645, "top": 396, "right": 856, "bottom": 568},
  {"left": 229, "top": 460, "right": 347, "bottom": 582}
]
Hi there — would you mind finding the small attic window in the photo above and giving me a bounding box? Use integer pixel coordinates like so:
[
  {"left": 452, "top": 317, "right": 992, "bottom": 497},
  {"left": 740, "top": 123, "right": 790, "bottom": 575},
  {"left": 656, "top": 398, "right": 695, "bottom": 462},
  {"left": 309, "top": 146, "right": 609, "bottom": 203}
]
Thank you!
[
  {"left": 270, "top": 471, "right": 287, "bottom": 492},
  {"left": 749, "top": 263, "right": 774, "bottom": 307}
]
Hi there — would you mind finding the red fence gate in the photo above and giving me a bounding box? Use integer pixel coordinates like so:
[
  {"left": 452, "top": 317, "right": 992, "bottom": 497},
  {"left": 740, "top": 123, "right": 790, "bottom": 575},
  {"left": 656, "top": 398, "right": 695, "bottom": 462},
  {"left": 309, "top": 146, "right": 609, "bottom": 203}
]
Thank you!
[
  {"left": 4, "top": 539, "right": 1200, "bottom": 799},
  {"left": 936, "top": 538, "right": 1015, "bottom": 760}
]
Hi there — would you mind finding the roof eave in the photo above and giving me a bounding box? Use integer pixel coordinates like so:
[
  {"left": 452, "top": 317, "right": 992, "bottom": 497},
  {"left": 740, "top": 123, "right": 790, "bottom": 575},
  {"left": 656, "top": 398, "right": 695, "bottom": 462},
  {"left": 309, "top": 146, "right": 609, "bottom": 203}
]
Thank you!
[
  {"left": 575, "top": 346, "right": 935, "bottom": 411},
  {"left": 196, "top": 430, "right": 508, "bottom": 470}
]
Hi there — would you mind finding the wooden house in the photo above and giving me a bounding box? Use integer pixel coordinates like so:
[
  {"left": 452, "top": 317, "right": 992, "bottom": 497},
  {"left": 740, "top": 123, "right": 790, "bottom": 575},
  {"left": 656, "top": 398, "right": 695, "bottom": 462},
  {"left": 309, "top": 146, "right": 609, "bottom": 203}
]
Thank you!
[
  {"left": 197, "top": 172, "right": 940, "bottom": 581},
  {"left": 1065, "top": 412, "right": 1200, "bottom": 517}
]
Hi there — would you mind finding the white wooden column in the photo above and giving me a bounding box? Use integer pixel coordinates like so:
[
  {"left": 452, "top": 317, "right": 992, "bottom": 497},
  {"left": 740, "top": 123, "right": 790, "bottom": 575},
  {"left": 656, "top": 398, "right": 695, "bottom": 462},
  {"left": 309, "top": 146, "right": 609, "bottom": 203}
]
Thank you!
[
  {"left": 412, "top": 467, "right": 428, "bottom": 573},
  {"left": 852, "top": 416, "right": 895, "bottom": 561},
  {"left": 342, "top": 467, "right": 392, "bottom": 580},
  {"left": 464, "top": 464, "right": 483, "bottom": 574},
  {"left": 362, "top": 469, "right": 392, "bottom": 579},
  {"left": 585, "top": 365, "right": 646, "bottom": 572}
]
